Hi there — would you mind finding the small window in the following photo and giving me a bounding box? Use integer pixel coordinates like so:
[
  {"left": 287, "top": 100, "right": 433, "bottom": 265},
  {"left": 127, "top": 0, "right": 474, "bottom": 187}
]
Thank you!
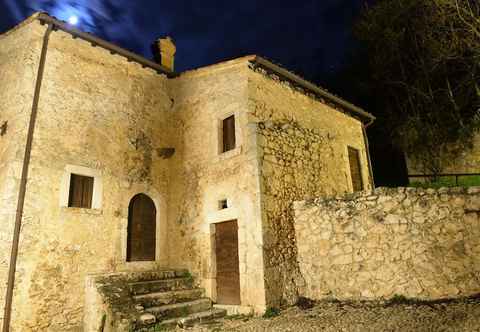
[
  {"left": 222, "top": 115, "right": 236, "bottom": 153},
  {"left": 68, "top": 174, "right": 94, "bottom": 208},
  {"left": 218, "top": 199, "right": 228, "bottom": 210},
  {"left": 0, "top": 121, "right": 7, "bottom": 136},
  {"left": 348, "top": 147, "right": 364, "bottom": 192}
]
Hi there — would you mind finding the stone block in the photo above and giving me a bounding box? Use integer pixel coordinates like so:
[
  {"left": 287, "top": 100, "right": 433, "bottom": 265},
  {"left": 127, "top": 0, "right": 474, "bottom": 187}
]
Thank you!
[{"left": 466, "top": 196, "right": 480, "bottom": 211}]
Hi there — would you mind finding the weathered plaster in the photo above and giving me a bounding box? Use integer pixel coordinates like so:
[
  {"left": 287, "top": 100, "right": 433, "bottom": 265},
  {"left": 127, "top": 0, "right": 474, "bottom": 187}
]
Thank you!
[
  {"left": 3, "top": 21, "right": 173, "bottom": 331},
  {"left": 0, "top": 20, "right": 46, "bottom": 330},
  {"left": 167, "top": 61, "right": 267, "bottom": 313}
]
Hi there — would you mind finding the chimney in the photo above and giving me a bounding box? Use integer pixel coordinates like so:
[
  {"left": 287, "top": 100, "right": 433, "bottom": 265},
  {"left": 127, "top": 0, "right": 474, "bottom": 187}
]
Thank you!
[{"left": 152, "top": 36, "right": 176, "bottom": 72}]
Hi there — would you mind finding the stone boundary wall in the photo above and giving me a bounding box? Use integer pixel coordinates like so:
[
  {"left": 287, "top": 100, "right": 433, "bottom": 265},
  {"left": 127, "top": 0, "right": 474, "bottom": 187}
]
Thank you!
[{"left": 294, "top": 187, "right": 480, "bottom": 301}]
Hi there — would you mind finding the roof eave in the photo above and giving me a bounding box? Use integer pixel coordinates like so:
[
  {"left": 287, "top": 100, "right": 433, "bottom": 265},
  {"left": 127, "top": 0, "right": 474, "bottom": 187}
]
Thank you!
[
  {"left": 36, "top": 13, "right": 176, "bottom": 77},
  {"left": 249, "top": 55, "right": 375, "bottom": 125}
]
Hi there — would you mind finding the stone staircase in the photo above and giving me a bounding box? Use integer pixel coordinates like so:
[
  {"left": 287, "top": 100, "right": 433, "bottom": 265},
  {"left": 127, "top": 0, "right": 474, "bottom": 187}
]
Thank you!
[
  {"left": 88, "top": 269, "right": 226, "bottom": 331},
  {"left": 131, "top": 273, "right": 226, "bottom": 330}
]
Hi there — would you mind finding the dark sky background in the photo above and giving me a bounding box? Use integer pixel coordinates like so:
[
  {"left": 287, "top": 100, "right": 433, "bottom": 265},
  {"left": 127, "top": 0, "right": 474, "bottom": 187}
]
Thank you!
[
  {"left": 1, "top": 0, "right": 407, "bottom": 185},
  {"left": 0, "top": 0, "right": 364, "bottom": 84}
]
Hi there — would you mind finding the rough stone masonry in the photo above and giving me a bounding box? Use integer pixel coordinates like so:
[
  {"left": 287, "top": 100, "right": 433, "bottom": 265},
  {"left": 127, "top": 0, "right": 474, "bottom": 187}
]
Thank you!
[
  {"left": 0, "top": 13, "right": 375, "bottom": 331},
  {"left": 294, "top": 187, "right": 480, "bottom": 301}
]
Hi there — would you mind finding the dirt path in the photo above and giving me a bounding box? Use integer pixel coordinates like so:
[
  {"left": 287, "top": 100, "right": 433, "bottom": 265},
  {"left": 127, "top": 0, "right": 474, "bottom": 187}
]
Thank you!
[{"left": 186, "top": 297, "right": 480, "bottom": 332}]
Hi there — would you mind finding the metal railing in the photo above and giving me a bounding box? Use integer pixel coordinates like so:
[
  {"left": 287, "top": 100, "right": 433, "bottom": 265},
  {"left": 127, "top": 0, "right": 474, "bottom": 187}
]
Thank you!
[{"left": 408, "top": 173, "right": 480, "bottom": 186}]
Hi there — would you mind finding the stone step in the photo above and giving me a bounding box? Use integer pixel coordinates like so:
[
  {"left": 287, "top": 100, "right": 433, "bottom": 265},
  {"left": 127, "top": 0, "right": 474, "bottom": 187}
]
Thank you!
[
  {"left": 98, "top": 269, "right": 189, "bottom": 284},
  {"left": 126, "top": 269, "right": 189, "bottom": 282},
  {"left": 134, "top": 288, "right": 205, "bottom": 307},
  {"left": 149, "top": 308, "right": 227, "bottom": 330},
  {"left": 129, "top": 277, "right": 194, "bottom": 295},
  {"left": 144, "top": 298, "right": 212, "bottom": 320}
]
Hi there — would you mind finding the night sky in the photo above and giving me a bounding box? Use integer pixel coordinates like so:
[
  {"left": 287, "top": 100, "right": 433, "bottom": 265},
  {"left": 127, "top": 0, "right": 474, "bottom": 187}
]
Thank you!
[
  {"left": 0, "top": 0, "right": 364, "bottom": 83},
  {"left": 0, "top": 0, "right": 410, "bottom": 185}
]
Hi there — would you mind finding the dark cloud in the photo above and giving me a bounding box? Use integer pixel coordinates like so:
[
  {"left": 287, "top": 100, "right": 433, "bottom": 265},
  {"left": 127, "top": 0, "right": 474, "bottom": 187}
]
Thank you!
[{"left": 0, "top": 0, "right": 363, "bottom": 79}]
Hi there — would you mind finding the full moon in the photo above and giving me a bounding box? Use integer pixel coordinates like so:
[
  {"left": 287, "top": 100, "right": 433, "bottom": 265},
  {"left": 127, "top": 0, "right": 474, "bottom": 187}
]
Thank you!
[{"left": 68, "top": 15, "right": 79, "bottom": 25}]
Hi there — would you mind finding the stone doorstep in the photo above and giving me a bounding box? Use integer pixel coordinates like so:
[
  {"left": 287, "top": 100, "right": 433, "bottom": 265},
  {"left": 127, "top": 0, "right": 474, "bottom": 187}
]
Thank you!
[
  {"left": 133, "top": 288, "right": 205, "bottom": 307},
  {"left": 156, "top": 308, "right": 227, "bottom": 329},
  {"left": 145, "top": 298, "right": 212, "bottom": 319},
  {"left": 92, "top": 269, "right": 189, "bottom": 283},
  {"left": 129, "top": 277, "right": 194, "bottom": 295},
  {"left": 213, "top": 304, "right": 254, "bottom": 316}
]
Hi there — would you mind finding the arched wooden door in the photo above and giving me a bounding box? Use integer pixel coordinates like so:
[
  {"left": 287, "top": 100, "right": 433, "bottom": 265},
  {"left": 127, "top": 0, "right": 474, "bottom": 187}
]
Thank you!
[{"left": 127, "top": 194, "right": 156, "bottom": 261}]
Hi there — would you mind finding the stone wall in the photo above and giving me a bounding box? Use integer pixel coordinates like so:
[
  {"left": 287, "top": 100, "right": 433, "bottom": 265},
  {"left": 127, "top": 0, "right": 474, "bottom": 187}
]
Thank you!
[
  {"left": 166, "top": 59, "right": 373, "bottom": 311},
  {"left": 167, "top": 60, "right": 267, "bottom": 312},
  {"left": 3, "top": 21, "right": 173, "bottom": 331},
  {"left": 0, "top": 17, "right": 376, "bottom": 330},
  {"left": 248, "top": 68, "right": 372, "bottom": 307},
  {"left": 0, "top": 18, "right": 45, "bottom": 331},
  {"left": 294, "top": 187, "right": 480, "bottom": 301}
]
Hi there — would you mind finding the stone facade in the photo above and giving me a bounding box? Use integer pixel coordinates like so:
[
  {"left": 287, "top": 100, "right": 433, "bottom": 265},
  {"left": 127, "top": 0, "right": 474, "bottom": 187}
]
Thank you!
[
  {"left": 294, "top": 187, "right": 480, "bottom": 301},
  {"left": 0, "top": 14, "right": 373, "bottom": 331},
  {"left": 2, "top": 19, "right": 174, "bottom": 332},
  {"left": 166, "top": 61, "right": 266, "bottom": 313},
  {"left": 249, "top": 68, "right": 373, "bottom": 307},
  {"left": 0, "top": 18, "right": 46, "bottom": 332}
]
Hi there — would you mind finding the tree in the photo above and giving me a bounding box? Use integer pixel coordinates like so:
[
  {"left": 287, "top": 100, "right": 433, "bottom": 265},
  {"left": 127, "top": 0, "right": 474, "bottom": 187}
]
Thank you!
[{"left": 355, "top": 0, "right": 480, "bottom": 175}]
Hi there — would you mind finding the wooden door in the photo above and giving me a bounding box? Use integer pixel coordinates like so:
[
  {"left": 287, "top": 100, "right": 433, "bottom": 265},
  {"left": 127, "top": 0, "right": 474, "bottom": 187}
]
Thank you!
[
  {"left": 348, "top": 147, "right": 364, "bottom": 192},
  {"left": 127, "top": 194, "right": 156, "bottom": 261},
  {"left": 215, "top": 220, "right": 240, "bottom": 304}
]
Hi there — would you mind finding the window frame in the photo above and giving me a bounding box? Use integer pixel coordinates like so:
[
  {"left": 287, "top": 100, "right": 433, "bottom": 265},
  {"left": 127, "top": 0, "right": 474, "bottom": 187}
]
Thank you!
[
  {"left": 347, "top": 146, "right": 364, "bottom": 192},
  {"left": 221, "top": 114, "right": 236, "bottom": 153},
  {"left": 59, "top": 165, "right": 103, "bottom": 210},
  {"left": 68, "top": 173, "right": 94, "bottom": 209}
]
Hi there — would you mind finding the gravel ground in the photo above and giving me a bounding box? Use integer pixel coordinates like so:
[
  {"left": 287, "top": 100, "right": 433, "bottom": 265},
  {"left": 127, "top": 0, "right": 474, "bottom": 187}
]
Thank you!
[{"left": 183, "top": 297, "right": 480, "bottom": 332}]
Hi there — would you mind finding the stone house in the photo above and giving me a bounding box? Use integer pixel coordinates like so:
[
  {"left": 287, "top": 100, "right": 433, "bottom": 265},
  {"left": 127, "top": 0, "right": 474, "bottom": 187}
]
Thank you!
[{"left": 0, "top": 13, "right": 375, "bottom": 331}]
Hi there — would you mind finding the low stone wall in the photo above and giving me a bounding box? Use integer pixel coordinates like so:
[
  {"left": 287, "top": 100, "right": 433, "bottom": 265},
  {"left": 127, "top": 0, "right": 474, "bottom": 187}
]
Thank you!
[{"left": 294, "top": 187, "right": 480, "bottom": 301}]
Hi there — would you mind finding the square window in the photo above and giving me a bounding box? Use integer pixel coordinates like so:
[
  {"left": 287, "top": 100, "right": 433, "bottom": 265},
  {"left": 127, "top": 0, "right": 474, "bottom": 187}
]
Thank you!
[
  {"left": 348, "top": 147, "right": 364, "bottom": 192},
  {"left": 222, "top": 115, "right": 236, "bottom": 153},
  {"left": 0, "top": 121, "right": 7, "bottom": 136},
  {"left": 218, "top": 199, "right": 228, "bottom": 210},
  {"left": 68, "top": 174, "right": 94, "bottom": 208}
]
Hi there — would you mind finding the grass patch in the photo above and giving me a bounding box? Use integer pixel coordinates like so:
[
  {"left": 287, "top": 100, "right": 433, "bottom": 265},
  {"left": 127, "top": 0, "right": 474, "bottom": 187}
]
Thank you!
[
  {"left": 180, "top": 306, "right": 190, "bottom": 317},
  {"left": 182, "top": 271, "right": 194, "bottom": 284},
  {"left": 296, "top": 296, "right": 316, "bottom": 310},
  {"left": 384, "top": 294, "right": 480, "bottom": 307},
  {"left": 132, "top": 323, "right": 172, "bottom": 332},
  {"left": 263, "top": 307, "right": 281, "bottom": 318},
  {"left": 388, "top": 294, "right": 412, "bottom": 305},
  {"left": 226, "top": 314, "right": 252, "bottom": 321}
]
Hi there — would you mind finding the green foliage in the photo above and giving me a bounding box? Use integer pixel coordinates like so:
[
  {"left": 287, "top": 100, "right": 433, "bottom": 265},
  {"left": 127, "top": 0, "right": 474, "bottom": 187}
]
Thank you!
[
  {"left": 263, "top": 307, "right": 281, "bottom": 318},
  {"left": 226, "top": 313, "right": 252, "bottom": 321},
  {"left": 180, "top": 306, "right": 189, "bottom": 317},
  {"left": 355, "top": 0, "right": 480, "bottom": 174},
  {"left": 389, "top": 294, "right": 410, "bottom": 304},
  {"left": 98, "top": 313, "right": 106, "bottom": 332},
  {"left": 296, "top": 296, "right": 316, "bottom": 310},
  {"left": 132, "top": 323, "right": 171, "bottom": 332},
  {"left": 183, "top": 271, "right": 194, "bottom": 283}
]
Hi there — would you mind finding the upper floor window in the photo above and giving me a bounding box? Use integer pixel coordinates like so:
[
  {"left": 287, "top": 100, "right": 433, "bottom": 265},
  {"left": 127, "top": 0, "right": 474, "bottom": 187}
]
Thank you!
[
  {"left": 68, "top": 174, "right": 94, "bottom": 208},
  {"left": 348, "top": 146, "right": 364, "bottom": 192},
  {"left": 222, "top": 115, "right": 236, "bottom": 153}
]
